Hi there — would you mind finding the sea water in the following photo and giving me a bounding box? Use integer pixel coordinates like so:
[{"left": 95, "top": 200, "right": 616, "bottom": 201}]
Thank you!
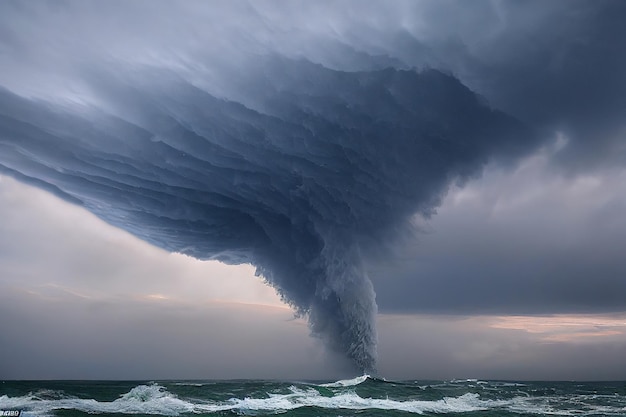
[{"left": 1, "top": 377, "right": 626, "bottom": 416}]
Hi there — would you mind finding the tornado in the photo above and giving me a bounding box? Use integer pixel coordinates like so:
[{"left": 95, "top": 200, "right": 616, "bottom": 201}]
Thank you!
[{"left": 0, "top": 1, "right": 537, "bottom": 373}]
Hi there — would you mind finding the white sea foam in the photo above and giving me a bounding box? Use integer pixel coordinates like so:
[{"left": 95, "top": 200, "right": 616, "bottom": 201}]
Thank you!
[
  {"left": 2, "top": 383, "right": 626, "bottom": 416},
  {"left": 0, "top": 385, "right": 194, "bottom": 416},
  {"left": 0, "top": 384, "right": 488, "bottom": 415},
  {"left": 194, "top": 387, "right": 488, "bottom": 414},
  {"left": 504, "top": 394, "right": 626, "bottom": 416},
  {"left": 319, "top": 374, "right": 370, "bottom": 387}
]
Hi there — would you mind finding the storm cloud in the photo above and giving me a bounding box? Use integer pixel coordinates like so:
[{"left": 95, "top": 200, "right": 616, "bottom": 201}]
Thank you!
[{"left": 0, "top": 1, "right": 624, "bottom": 373}]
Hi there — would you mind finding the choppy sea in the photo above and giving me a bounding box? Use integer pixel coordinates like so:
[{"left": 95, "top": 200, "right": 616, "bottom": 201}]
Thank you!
[{"left": 1, "top": 376, "right": 626, "bottom": 416}]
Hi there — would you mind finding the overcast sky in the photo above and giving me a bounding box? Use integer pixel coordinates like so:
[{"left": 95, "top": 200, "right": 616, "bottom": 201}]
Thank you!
[{"left": 1, "top": 0, "right": 626, "bottom": 380}]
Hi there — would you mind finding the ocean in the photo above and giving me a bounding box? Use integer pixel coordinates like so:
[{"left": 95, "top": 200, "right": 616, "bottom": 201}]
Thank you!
[{"left": 1, "top": 376, "right": 625, "bottom": 416}]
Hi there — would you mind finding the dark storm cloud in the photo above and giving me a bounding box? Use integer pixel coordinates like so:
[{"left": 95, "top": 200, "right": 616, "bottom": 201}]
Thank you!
[
  {"left": 0, "top": 64, "right": 531, "bottom": 373},
  {"left": 0, "top": 0, "right": 624, "bottom": 372},
  {"left": 264, "top": 0, "right": 626, "bottom": 170},
  {"left": 390, "top": 0, "right": 626, "bottom": 169}
]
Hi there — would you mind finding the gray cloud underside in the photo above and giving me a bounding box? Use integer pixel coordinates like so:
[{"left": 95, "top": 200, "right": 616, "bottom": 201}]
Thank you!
[{"left": 1, "top": 0, "right": 624, "bottom": 371}]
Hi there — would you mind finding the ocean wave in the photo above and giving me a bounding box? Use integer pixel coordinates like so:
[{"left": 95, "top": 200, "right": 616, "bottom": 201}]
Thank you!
[
  {"left": 0, "top": 383, "right": 490, "bottom": 415},
  {"left": 2, "top": 382, "right": 626, "bottom": 416},
  {"left": 319, "top": 374, "right": 371, "bottom": 387},
  {"left": 196, "top": 387, "right": 488, "bottom": 414},
  {"left": 0, "top": 384, "right": 194, "bottom": 416}
]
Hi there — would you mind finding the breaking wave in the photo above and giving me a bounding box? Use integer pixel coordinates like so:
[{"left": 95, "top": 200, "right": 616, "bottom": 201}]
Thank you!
[
  {"left": 3, "top": 380, "right": 626, "bottom": 416},
  {"left": 0, "top": 385, "right": 193, "bottom": 416},
  {"left": 319, "top": 374, "right": 371, "bottom": 387},
  {"left": 0, "top": 383, "right": 488, "bottom": 415}
]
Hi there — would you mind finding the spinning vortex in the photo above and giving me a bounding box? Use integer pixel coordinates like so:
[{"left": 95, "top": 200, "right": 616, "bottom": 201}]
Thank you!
[{"left": 0, "top": 62, "right": 530, "bottom": 371}]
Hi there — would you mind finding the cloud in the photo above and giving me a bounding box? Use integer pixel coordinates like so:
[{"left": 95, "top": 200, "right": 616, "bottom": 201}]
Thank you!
[
  {"left": 0, "top": 1, "right": 624, "bottom": 373},
  {"left": 0, "top": 176, "right": 282, "bottom": 308},
  {"left": 371, "top": 138, "right": 626, "bottom": 314},
  {"left": 399, "top": 0, "right": 626, "bottom": 170},
  {"left": 0, "top": 49, "right": 533, "bottom": 373}
]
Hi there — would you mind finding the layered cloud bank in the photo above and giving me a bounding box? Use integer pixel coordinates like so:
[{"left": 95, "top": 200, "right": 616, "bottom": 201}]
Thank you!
[{"left": 1, "top": 1, "right": 624, "bottom": 371}]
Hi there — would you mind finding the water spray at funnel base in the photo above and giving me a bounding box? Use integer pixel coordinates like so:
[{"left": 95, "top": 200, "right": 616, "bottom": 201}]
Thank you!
[{"left": 257, "top": 232, "right": 378, "bottom": 374}]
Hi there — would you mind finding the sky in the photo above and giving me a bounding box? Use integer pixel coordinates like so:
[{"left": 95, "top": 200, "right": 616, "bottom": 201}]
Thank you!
[{"left": 1, "top": 0, "right": 626, "bottom": 380}]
